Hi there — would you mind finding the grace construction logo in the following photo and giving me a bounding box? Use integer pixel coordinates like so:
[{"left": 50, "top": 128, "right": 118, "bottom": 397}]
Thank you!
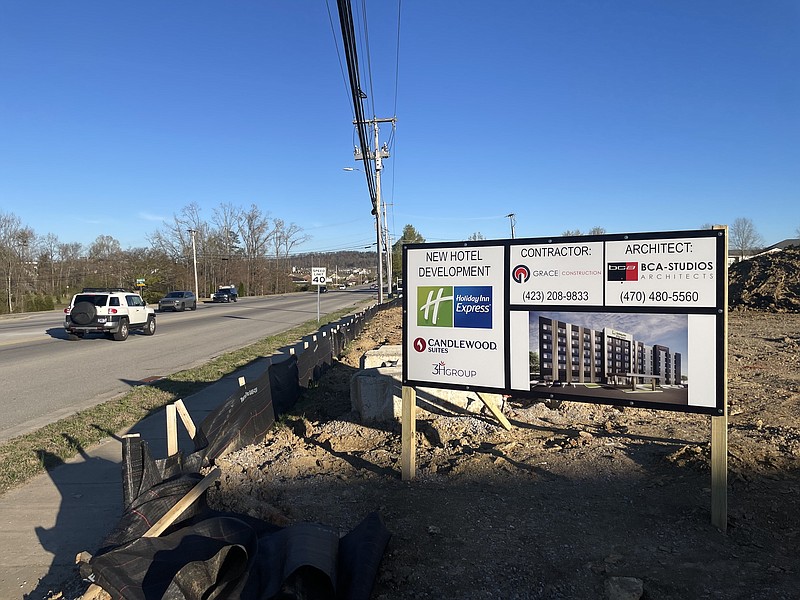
[
  {"left": 512, "top": 264, "right": 530, "bottom": 284},
  {"left": 607, "top": 262, "right": 639, "bottom": 281},
  {"left": 417, "top": 285, "right": 492, "bottom": 329}
]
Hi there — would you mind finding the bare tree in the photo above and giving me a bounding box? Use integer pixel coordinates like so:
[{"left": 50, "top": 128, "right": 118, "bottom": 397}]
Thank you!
[
  {"left": 562, "top": 226, "right": 606, "bottom": 237},
  {"left": 212, "top": 203, "right": 243, "bottom": 284},
  {"left": 729, "top": 217, "right": 764, "bottom": 259},
  {"left": 274, "top": 220, "right": 309, "bottom": 293},
  {"left": 0, "top": 212, "right": 36, "bottom": 313},
  {"left": 37, "top": 233, "right": 60, "bottom": 297},
  {"left": 58, "top": 241, "right": 84, "bottom": 294},
  {"left": 467, "top": 231, "right": 485, "bottom": 241},
  {"left": 237, "top": 204, "right": 274, "bottom": 295},
  {"left": 0, "top": 213, "right": 23, "bottom": 312},
  {"left": 147, "top": 203, "right": 208, "bottom": 292}
]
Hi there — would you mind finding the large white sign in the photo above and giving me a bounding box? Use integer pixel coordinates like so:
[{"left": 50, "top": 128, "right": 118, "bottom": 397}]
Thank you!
[
  {"left": 405, "top": 245, "right": 505, "bottom": 389},
  {"left": 404, "top": 229, "right": 726, "bottom": 415}
]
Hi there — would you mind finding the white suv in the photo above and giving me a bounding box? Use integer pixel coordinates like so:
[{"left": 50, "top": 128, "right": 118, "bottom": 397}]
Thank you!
[{"left": 64, "top": 288, "right": 156, "bottom": 341}]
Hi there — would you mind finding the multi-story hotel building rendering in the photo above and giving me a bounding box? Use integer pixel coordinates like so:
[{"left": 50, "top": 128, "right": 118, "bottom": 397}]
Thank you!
[{"left": 537, "top": 316, "right": 683, "bottom": 387}]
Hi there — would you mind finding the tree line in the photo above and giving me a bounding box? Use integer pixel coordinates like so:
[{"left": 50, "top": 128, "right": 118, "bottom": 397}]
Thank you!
[
  {"left": 0, "top": 203, "right": 375, "bottom": 315},
  {"left": 0, "top": 205, "right": 788, "bottom": 316}
]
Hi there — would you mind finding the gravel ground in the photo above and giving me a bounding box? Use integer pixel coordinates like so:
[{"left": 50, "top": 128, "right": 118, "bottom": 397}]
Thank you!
[{"left": 207, "top": 307, "right": 800, "bottom": 600}]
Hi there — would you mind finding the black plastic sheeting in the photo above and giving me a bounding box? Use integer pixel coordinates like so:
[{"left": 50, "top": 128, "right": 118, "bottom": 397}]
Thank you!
[
  {"left": 193, "top": 370, "right": 276, "bottom": 463},
  {"left": 105, "top": 437, "right": 207, "bottom": 555},
  {"left": 83, "top": 302, "right": 401, "bottom": 599},
  {"left": 268, "top": 355, "right": 301, "bottom": 419},
  {"left": 86, "top": 509, "right": 391, "bottom": 600}
]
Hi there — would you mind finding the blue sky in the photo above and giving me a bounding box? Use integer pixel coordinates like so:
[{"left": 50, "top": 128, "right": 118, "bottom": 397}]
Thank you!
[{"left": 1, "top": 1, "right": 798, "bottom": 254}]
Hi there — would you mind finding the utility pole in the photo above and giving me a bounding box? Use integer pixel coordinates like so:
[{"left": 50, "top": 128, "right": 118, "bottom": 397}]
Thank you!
[
  {"left": 187, "top": 229, "right": 199, "bottom": 300},
  {"left": 506, "top": 213, "right": 516, "bottom": 239},
  {"left": 354, "top": 116, "right": 394, "bottom": 304},
  {"left": 383, "top": 205, "right": 392, "bottom": 297}
]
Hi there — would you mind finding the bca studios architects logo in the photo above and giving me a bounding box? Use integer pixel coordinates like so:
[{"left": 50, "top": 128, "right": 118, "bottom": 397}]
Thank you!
[
  {"left": 607, "top": 262, "right": 639, "bottom": 281},
  {"left": 417, "top": 286, "right": 492, "bottom": 329}
]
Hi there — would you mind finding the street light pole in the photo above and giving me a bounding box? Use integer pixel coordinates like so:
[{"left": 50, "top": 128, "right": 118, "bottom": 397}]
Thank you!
[{"left": 187, "top": 229, "right": 199, "bottom": 300}]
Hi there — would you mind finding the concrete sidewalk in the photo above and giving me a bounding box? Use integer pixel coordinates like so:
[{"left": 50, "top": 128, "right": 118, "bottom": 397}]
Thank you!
[{"left": 0, "top": 359, "right": 269, "bottom": 600}]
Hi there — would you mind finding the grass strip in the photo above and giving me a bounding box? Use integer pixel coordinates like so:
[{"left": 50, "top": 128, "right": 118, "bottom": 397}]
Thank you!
[{"left": 0, "top": 304, "right": 369, "bottom": 497}]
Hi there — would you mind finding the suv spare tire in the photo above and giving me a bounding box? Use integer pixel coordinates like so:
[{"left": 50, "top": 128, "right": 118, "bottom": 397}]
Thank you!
[{"left": 71, "top": 301, "right": 97, "bottom": 325}]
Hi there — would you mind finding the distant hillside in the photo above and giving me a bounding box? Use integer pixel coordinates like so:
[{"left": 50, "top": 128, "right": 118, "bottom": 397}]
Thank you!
[
  {"left": 292, "top": 250, "right": 376, "bottom": 272},
  {"left": 729, "top": 246, "right": 800, "bottom": 311}
]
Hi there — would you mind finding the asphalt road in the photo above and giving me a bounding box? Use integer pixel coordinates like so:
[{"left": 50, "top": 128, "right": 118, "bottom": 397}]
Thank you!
[{"left": 0, "top": 288, "right": 374, "bottom": 442}]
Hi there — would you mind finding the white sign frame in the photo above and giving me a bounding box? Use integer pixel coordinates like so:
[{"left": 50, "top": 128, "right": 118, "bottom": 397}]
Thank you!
[{"left": 403, "top": 228, "right": 726, "bottom": 415}]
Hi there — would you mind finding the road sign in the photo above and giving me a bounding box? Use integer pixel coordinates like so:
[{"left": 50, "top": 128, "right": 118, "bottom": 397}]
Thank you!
[{"left": 311, "top": 267, "right": 327, "bottom": 286}]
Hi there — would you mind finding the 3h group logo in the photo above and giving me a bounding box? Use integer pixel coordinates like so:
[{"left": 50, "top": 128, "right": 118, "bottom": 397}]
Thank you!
[{"left": 417, "top": 285, "right": 492, "bottom": 329}]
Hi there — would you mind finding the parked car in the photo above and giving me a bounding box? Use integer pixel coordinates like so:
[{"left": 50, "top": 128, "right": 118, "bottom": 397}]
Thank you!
[
  {"left": 158, "top": 290, "right": 197, "bottom": 312},
  {"left": 64, "top": 287, "right": 156, "bottom": 341}
]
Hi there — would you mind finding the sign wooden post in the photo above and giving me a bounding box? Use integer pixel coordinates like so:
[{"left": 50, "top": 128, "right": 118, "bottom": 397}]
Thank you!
[
  {"left": 401, "top": 385, "right": 416, "bottom": 481},
  {"left": 711, "top": 224, "right": 728, "bottom": 532}
]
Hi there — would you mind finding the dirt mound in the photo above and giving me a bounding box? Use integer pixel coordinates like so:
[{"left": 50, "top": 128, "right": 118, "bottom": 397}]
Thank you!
[{"left": 729, "top": 246, "right": 800, "bottom": 311}]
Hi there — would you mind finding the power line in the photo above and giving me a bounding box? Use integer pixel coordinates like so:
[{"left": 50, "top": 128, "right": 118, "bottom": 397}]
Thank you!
[
  {"left": 325, "top": 0, "right": 353, "bottom": 117},
  {"left": 336, "top": 0, "right": 378, "bottom": 213}
]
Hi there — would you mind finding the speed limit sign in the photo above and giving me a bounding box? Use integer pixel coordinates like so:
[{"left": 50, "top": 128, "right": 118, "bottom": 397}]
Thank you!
[{"left": 311, "top": 267, "right": 327, "bottom": 286}]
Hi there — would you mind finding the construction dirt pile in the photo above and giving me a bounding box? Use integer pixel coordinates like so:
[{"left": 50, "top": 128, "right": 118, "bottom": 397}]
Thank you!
[
  {"left": 729, "top": 245, "right": 800, "bottom": 311},
  {"left": 205, "top": 304, "right": 800, "bottom": 600}
]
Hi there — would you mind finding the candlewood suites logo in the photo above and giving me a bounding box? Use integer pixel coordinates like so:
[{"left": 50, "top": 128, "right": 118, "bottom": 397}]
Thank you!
[{"left": 417, "top": 285, "right": 492, "bottom": 329}]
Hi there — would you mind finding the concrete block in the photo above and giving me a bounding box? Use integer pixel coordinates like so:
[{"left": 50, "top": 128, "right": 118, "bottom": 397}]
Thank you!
[
  {"left": 360, "top": 344, "right": 403, "bottom": 369},
  {"left": 350, "top": 366, "right": 505, "bottom": 424}
]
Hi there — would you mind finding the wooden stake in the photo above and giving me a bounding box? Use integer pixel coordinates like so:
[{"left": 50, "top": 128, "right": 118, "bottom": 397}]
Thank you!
[
  {"left": 476, "top": 392, "right": 512, "bottom": 431},
  {"left": 174, "top": 399, "right": 196, "bottom": 440},
  {"left": 401, "top": 386, "right": 416, "bottom": 481},
  {"left": 166, "top": 403, "right": 178, "bottom": 457},
  {"left": 144, "top": 467, "right": 221, "bottom": 537}
]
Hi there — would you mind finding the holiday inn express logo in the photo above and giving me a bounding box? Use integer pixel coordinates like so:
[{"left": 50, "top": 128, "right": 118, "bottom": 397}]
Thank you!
[
  {"left": 417, "top": 285, "right": 492, "bottom": 329},
  {"left": 418, "top": 286, "right": 454, "bottom": 327}
]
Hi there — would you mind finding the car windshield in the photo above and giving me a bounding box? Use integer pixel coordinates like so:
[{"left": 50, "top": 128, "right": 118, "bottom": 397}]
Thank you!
[
  {"left": 165, "top": 292, "right": 184, "bottom": 298},
  {"left": 74, "top": 294, "right": 108, "bottom": 306}
]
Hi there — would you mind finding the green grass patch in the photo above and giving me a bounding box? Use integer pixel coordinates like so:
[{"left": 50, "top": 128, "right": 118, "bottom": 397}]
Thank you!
[{"left": 0, "top": 304, "right": 369, "bottom": 497}]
